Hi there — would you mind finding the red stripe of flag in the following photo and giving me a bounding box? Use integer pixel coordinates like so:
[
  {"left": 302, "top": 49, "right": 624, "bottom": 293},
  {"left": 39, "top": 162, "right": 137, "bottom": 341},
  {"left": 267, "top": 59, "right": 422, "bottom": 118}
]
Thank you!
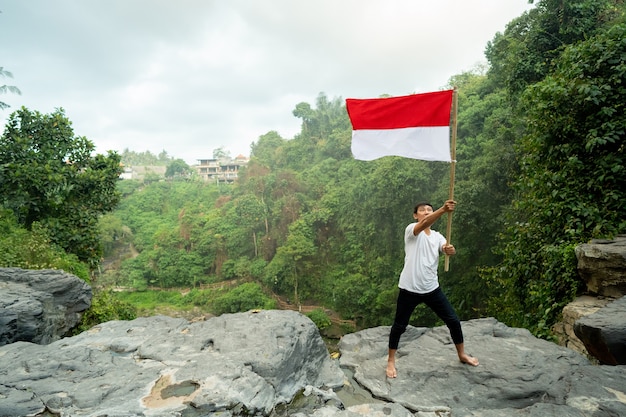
[{"left": 346, "top": 90, "right": 453, "bottom": 130}]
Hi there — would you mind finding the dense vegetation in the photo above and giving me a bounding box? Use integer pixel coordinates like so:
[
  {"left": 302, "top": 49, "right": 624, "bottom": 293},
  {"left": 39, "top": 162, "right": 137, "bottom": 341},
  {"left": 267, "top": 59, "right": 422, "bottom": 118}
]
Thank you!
[
  {"left": 1, "top": 0, "right": 624, "bottom": 337},
  {"left": 96, "top": 0, "right": 625, "bottom": 336},
  {"left": 0, "top": 108, "right": 122, "bottom": 269}
]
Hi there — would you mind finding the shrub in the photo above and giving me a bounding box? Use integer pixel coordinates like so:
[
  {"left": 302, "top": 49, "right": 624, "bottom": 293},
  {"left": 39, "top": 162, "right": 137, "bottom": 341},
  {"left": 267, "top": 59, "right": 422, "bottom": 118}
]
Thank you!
[
  {"left": 212, "top": 282, "right": 277, "bottom": 315},
  {"left": 306, "top": 308, "right": 332, "bottom": 331},
  {"left": 72, "top": 290, "right": 137, "bottom": 334},
  {"left": 0, "top": 210, "right": 90, "bottom": 281}
]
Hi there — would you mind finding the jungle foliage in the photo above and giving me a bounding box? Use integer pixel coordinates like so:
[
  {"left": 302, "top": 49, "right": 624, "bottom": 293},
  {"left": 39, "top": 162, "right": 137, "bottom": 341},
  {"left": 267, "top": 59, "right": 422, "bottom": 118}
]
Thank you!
[
  {"left": 100, "top": 0, "right": 624, "bottom": 336},
  {"left": 0, "top": 108, "right": 122, "bottom": 269},
  {"left": 2, "top": 0, "right": 624, "bottom": 337},
  {"left": 482, "top": 0, "right": 626, "bottom": 337}
]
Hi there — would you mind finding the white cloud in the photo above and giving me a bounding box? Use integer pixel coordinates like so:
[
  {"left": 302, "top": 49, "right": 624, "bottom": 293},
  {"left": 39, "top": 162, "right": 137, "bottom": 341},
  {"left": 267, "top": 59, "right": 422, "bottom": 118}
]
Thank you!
[{"left": 1, "top": 0, "right": 534, "bottom": 165}]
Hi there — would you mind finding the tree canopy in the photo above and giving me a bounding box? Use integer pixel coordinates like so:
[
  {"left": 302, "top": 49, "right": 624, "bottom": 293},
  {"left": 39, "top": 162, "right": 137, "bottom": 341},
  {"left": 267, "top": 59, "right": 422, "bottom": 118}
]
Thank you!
[{"left": 0, "top": 107, "right": 122, "bottom": 268}]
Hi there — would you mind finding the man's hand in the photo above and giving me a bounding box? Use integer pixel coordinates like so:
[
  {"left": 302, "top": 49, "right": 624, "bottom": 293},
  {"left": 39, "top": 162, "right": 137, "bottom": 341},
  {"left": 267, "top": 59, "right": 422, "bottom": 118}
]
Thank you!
[
  {"left": 442, "top": 200, "right": 456, "bottom": 212},
  {"left": 442, "top": 244, "right": 456, "bottom": 255}
]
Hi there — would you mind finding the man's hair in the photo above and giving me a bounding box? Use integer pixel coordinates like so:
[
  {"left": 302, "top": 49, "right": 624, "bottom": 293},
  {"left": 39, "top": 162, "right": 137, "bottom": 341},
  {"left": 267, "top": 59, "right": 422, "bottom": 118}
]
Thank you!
[{"left": 413, "top": 201, "right": 433, "bottom": 213}]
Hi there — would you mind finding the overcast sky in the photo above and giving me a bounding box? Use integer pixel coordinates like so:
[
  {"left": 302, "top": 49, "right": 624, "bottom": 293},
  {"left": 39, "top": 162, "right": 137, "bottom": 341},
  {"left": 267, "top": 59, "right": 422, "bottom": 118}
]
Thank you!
[{"left": 1, "top": 1, "right": 534, "bottom": 165}]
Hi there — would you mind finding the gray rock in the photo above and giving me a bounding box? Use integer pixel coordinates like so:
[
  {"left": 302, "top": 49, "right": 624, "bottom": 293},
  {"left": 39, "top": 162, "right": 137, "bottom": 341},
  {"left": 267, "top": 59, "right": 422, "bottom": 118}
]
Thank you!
[
  {"left": 3, "top": 310, "right": 625, "bottom": 416},
  {"left": 337, "top": 317, "right": 626, "bottom": 416},
  {"left": 293, "top": 402, "right": 416, "bottom": 417},
  {"left": 553, "top": 295, "right": 612, "bottom": 359},
  {"left": 575, "top": 296, "right": 626, "bottom": 365},
  {"left": 0, "top": 267, "right": 92, "bottom": 346},
  {"left": 0, "top": 310, "right": 344, "bottom": 417},
  {"left": 575, "top": 235, "right": 626, "bottom": 297}
]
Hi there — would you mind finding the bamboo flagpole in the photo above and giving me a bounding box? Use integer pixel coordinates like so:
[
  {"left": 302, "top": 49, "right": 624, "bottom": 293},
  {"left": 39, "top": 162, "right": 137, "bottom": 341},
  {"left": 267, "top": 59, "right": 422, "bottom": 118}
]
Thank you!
[{"left": 444, "top": 88, "right": 458, "bottom": 272}]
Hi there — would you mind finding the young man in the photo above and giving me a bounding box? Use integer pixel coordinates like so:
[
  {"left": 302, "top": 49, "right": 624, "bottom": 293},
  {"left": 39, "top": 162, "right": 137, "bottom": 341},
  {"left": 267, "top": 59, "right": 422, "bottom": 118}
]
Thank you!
[{"left": 386, "top": 199, "right": 479, "bottom": 379}]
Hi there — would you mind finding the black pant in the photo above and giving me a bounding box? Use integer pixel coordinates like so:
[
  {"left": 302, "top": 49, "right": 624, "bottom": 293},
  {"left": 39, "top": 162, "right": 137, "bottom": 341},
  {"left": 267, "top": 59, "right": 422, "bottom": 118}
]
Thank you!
[{"left": 389, "top": 287, "right": 463, "bottom": 350}]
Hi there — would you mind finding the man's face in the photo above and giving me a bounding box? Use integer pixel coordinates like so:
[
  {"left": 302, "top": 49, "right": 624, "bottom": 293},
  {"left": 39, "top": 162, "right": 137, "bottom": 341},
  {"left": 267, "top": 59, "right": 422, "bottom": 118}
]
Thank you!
[{"left": 414, "top": 204, "right": 433, "bottom": 221}]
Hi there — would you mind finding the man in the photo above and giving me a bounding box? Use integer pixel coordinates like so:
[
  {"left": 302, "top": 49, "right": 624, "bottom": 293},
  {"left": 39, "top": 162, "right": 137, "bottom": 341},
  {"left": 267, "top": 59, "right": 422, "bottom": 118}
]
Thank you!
[{"left": 386, "top": 199, "right": 479, "bottom": 379}]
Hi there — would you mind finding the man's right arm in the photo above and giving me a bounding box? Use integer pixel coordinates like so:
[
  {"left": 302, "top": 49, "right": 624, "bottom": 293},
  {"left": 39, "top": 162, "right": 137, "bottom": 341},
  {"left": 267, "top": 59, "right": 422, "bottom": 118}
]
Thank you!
[{"left": 412, "top": 200, "right": 456, "bottom": 235}]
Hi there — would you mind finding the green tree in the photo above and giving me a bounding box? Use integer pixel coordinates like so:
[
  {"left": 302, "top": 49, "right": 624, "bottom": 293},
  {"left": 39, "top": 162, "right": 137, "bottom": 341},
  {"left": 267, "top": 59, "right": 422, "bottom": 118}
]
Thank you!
[
  {"left": 158, "top": 150, "right": 172, "bottom": 163},
  {"left": 0, "top": 108, "right": 122, "bottom": 268},
  {"left": 234, "top": 194, "right": 267, "bottom": 257},
  {"left": 99, "top": 212, "right": 131, "bottom": 255},
  {"left": 289, "top": 93, "right": 352, "bottom": 167},
  {"left": 236, "top": 161, "right": 274, "bottom": 256},
  {"left": 264, "top": 217, "right": 316, "bottom": 305},
  {"left": 120, "top": 148, "right": 166, "bottom": 166},
  {"left": 306, "top": 308, "right": 332, "bottom": 330},
  {"left": 250, "top": 131, "right": 286, "bottom": 167},
  {"left": 165, "top": 158, "right": 191, "bottom": 178},
  {"left": 484, "top": 5, "right": 626, "bottom": 337},
  {"left": 485, "top": 0, "right": 622, "bottom": 98},
  {"left": 213, "top": 146, "right": 231, "bottom": 160}
]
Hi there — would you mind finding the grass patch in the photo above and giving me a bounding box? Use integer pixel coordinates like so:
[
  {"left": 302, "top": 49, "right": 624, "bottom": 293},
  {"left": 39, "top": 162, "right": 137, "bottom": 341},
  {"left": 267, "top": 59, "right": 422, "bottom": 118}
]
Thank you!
[
  {"left": 111, "top": 287, "right": 230, "bottom": 317},
  {"left": 110, "top": 283, "right": 278, "bottom": 318}
]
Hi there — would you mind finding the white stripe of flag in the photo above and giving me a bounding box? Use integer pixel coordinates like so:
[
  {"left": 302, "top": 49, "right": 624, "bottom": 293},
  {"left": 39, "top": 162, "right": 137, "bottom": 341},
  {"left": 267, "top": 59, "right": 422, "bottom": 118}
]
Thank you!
[{"left": 346, "top": 90, "right": 453, "bottom": 162}]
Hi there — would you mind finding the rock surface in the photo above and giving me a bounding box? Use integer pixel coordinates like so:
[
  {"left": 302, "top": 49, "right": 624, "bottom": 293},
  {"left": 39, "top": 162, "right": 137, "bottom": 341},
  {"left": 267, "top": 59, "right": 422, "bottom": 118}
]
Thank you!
[
  {"left": 0, "top": 310, "right": 343, "bottom": 417},
  {"left": 575, "top": 235, "right": 626, "bottom": 297},
  {"left": 575, "top": 296, "right": 626, "bottom": 365},
  {"left": 553, "top": 295, "right": 612, "bottom": 358},
  {"left": 0, "top": 267, "right": 92, "bottom": 346},
  {"left": 553, "top": 236, "right": 625, "bottom": 364},
  {"left": 335, "top": 317, "right": 626, "bottom": 417},
  {"left": 2, "top": 313, "right": 626, "bottom": 417}
]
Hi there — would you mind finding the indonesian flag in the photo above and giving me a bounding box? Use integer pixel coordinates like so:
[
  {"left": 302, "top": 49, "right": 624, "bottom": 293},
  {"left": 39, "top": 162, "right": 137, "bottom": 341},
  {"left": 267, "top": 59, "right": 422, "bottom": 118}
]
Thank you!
[{"left": 346, "top": 90, "right": 453, "bottom": 162}]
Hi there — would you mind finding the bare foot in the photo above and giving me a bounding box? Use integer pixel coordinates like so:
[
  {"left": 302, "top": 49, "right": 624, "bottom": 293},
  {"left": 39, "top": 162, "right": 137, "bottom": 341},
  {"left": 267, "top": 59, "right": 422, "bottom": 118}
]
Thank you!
[
  {"left": 386, "top": 361, "right": 397, "bottom": 378},
  {"left": 459, "top": 353, "right": 479, "bottom": 366}
]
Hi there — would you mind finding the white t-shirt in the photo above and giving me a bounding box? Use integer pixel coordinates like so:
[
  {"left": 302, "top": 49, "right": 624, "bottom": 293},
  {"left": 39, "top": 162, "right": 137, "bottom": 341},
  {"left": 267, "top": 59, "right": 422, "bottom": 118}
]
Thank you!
[{"left": 398, "top": 223, "right": 446, "bottom": 294}]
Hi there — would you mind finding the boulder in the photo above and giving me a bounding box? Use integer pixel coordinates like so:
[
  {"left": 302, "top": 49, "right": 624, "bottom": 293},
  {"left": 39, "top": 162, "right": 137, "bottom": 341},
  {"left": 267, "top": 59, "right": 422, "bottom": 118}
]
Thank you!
[
  {"left": 552, "top": 295, "right": 612, "bottom": 358},
  {"left": 0, "top": 267, "right": 92, "bottom": 346},
  {"left": 574, "top": 296, "right": 626, "bottom": 365},
  {"left": 575, "top": 235, "right": 626, "bottom": 297},
  {"left": 0, "top": 310, "right": 344, "bottom": 417},
  {"left": 335, "top": 317, "right": 626, "bottom": 416}
]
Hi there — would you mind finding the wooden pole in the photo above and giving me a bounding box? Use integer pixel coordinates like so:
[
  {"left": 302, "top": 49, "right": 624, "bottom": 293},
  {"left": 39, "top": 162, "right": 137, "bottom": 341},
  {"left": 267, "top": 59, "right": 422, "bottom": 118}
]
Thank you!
[{"left": 444, "top": 88, "right": 458, "bottom": 272}]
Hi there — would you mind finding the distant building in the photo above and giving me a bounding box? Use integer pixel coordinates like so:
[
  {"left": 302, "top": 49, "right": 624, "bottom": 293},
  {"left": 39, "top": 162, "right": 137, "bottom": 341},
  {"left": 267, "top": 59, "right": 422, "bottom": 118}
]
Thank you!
[
  {"left": 194, "top": 154, "right": 249, "bottom": 183},
  {"left": 118, "top": 165, "right": 167, "bottom": 181},
  {"left": 119, "top": 166, "right": 133, "bottom": 180}
]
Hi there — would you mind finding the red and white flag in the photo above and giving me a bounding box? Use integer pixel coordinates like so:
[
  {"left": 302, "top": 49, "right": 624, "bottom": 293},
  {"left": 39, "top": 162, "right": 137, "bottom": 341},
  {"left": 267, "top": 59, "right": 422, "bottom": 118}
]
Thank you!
[{"left": 346, "top": 90, "right": 454, "bottom": 162}]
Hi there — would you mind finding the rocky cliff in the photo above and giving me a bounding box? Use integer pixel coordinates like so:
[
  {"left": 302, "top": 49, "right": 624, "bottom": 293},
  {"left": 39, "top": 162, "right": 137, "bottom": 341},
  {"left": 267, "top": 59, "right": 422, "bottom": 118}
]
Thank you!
[
  {"left": 554, "top": 235, "right": 626, "bottom": 364},
  {"left": 575, "top": 235, "right": 626, "bottom": 298}
]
